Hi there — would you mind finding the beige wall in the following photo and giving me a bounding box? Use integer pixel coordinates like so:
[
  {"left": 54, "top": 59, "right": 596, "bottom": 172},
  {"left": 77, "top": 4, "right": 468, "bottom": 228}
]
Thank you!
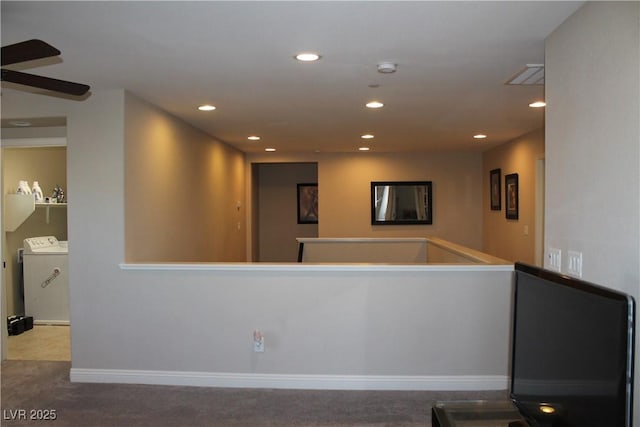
[
  {"left": 545, "top": 3, "right": 639, "bottom": 424},
  {"left": 482, "top": 128, "right": 544, "bottom": 263},
  {"left": 124, "top": 93, "right": 246, "bottom": 262},
  {"left": 256, "top": 163, "right": 318, "bottom": 262},
  {"left": 248, "top": 151, "right": 483, "bottom": 251},
  {"left": 2, "top": 146, "right": 68, "bottom": 315},
  {"left": 3, "top": 147, "right": 67, "bottom": 202},
  {"left": 319, "top": 152, "right": 483, "bottom": 249}
]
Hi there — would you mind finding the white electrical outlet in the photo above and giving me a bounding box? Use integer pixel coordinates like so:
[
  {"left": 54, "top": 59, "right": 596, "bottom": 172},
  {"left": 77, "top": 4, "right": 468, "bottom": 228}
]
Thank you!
[
  {"left": 567, "top": 251, "right": 583, "bottom": 278},
  {"left": 253, "top": 330, "right": 264, "bottom": 353},
  {"left": 548, "top": 248, "right": 561, "bottom": 272}
]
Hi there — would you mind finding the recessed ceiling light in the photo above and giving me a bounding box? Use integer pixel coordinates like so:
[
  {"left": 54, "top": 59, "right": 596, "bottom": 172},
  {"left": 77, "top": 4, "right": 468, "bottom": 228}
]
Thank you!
[
  {"left": 361, "top": 134, "right": 375, "bottom": 139},
  {"left": 473, "top": 134, "right": 487, "bottom": 139},
  {"left": 265, "top": 148, "right": 276, "bottom": 152},
  {"left": 359, "top": 147, "right": 370, "bottom": 151},
  {"left": 198, "top": 104, "right": 216, "bottom": 111},
  {"left": 365, "top": 101, "right": 384, "bottom": 109},
  {"left": 295, "top": 52, "right": 321, "bottom": 62},
  {"left": 529, "top": 101, "right": 546, "bottom": 108},
  {"left": 9, "top": 120, "right": 32, "bottom": 127},
  {"left": 247, "top": 135, "right": 261, "bottom": 141},
  {"left": 377, "top": 62, "right": 397, "bottom": 74}
]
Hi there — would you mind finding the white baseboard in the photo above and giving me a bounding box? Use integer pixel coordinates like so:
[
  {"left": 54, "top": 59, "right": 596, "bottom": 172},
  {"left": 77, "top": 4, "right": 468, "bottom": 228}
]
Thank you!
[{"left": 70, "top": 368, "right": 507, "bottom": 391}]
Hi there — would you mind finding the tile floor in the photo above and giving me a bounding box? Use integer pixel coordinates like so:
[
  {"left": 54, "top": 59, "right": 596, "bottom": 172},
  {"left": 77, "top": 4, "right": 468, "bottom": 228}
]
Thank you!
[{"left": 7, "top": 325, "right": 71, "bottom": 361}]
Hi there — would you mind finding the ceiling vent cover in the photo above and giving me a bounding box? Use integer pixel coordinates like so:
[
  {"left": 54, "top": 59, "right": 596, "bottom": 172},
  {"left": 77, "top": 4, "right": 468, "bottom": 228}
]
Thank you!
[{"left": 505, "top": 64, "right": 544, "bottom": 85}]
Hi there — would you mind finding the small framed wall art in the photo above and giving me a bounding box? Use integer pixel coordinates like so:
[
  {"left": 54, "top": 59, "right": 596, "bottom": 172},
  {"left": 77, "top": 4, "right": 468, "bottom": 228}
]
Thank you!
[
  {"left": 490, "top": 168, "right": 501, "bottom": 210},
  {"left": 297, "top": 183, "right": 318, "bottom": 224},
  {"left": 505, "top": 173, "right": 519, "bottom": 220}
]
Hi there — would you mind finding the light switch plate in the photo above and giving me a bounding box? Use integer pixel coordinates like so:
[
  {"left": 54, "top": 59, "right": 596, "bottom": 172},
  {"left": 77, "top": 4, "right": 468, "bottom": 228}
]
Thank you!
[
  {"left": 548, "top": 248, "right": 561, "bottom": 272},
  {"left": 567, "top": 251, "right": 583, "bottom": 278}
]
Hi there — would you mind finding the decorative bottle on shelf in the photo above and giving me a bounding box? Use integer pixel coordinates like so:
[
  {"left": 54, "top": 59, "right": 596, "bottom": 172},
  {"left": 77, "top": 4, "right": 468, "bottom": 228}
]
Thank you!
[
  {"left": 32, "top": 181, "right": 44, "bottom": 202},
  {"left": 17, "top": 181, "right": 32, "bottom": 195},
  {"left": 52, "top": 185, "right": 65, "bottom": 203}
]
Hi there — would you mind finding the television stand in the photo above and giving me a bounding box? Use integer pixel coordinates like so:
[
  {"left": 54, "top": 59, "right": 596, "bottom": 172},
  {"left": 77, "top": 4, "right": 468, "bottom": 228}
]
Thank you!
[{"left": 432, "top": 400, "right": 529, "bottom": 426}]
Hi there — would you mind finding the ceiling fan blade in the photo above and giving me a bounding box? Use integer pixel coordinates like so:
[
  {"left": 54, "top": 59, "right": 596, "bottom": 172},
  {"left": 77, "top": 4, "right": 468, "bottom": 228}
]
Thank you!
[
  {"left": 1, "top": 69, "right": 90, "bottom": 96},
  {"left": 1, "top": 39, "right": 61, "bottom": 66}
]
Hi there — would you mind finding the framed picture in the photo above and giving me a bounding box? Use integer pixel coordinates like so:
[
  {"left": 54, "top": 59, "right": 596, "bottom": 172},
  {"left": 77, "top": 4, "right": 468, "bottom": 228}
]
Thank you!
[
  {"left": 370, "top": 181, "right": 432, "bottom": 225},
  {"left": 490, "top": 168, "right": 501, "bottom": 210},
  {"left": 505, "top": 173, "right": 519, "bottom": 220},
  {"left": 297, "top": 183, "right": 318, "bottom": 224}
]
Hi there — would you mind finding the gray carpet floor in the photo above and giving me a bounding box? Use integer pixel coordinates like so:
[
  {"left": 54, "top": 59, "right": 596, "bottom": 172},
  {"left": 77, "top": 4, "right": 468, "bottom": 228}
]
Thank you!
[{"left": 1, "top": 360, "right": 508, "bottom": 426}]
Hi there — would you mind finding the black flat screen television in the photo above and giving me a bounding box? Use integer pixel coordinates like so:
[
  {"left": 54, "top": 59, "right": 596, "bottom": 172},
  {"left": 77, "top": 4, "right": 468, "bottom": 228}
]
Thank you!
[{"left": 511, "top": 262, "right": 635, "bottom": 427}]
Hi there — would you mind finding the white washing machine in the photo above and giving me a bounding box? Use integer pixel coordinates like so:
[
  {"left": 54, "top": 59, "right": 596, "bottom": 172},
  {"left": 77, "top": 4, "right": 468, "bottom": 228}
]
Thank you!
[{"left": 23, "top": 236, "right": 69, "bottom": 325}]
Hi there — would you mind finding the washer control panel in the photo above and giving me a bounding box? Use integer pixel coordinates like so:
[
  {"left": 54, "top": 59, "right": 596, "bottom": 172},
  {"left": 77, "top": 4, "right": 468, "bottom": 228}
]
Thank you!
[{"left": 23, "top": 236, "right": 61, "bottom": 254}]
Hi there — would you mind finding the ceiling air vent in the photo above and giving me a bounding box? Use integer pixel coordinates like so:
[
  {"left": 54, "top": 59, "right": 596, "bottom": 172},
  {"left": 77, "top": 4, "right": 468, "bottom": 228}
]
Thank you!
[{"left": 505, "top": 64, "right": 544, "bottom": 85}]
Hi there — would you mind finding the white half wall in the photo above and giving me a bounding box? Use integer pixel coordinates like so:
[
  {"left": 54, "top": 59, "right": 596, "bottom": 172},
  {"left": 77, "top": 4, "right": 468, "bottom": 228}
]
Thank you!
[{"left": 71, "top": 263, "right": 513, "bottom": 390}]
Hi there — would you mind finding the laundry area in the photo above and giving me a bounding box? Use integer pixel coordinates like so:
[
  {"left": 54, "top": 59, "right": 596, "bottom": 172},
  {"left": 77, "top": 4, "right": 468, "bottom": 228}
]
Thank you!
[{"left": 2, "top": 125, "right": 71, "bottom": 361}]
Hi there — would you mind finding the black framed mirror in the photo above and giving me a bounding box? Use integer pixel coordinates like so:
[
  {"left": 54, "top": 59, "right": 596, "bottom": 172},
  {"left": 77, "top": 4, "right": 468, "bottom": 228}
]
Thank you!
[{"left": 371, "top": 181, "right": 432, "bottom": 225}]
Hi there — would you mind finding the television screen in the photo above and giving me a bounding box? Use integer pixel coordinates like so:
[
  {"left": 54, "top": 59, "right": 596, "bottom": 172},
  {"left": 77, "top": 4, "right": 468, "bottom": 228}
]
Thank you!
[{"left": 511, "top": 262, "right": 635, "bottom": 427}]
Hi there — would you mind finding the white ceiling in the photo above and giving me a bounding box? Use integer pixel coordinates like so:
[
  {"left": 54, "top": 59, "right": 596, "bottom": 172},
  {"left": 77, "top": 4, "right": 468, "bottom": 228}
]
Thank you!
[{"left": 1, "top": 1, "right": 583, "bottom": 154}]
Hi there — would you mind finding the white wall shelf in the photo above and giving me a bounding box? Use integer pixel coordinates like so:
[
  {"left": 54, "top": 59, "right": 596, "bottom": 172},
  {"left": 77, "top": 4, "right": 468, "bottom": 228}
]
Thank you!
[
  {"left": 4, "top": 194, "right": 35, "bottom": 231},
  {"left": 4, "top": 194, "right": 67, "bottom": 230},
  {"left": 36, "top": 202, "right": 67, "bottom": 224}
]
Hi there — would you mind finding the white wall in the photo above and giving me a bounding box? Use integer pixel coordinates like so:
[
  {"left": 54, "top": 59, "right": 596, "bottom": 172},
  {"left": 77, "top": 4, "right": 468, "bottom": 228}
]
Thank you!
[
  {"left": 72, "top": 265, "right": 512, "bottom": 385},
  {"left": 545, "top": 2, "right": 640, "bottom": 425}
]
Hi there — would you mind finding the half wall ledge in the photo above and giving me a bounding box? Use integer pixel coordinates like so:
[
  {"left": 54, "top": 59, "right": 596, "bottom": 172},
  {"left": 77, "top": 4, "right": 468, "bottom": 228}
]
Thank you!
[
  {"left": 296, "top": 237, "right": 511, "bottom": 265},
  {"left": 119, "top": 263, "right": 513, "bottom": 272}
]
